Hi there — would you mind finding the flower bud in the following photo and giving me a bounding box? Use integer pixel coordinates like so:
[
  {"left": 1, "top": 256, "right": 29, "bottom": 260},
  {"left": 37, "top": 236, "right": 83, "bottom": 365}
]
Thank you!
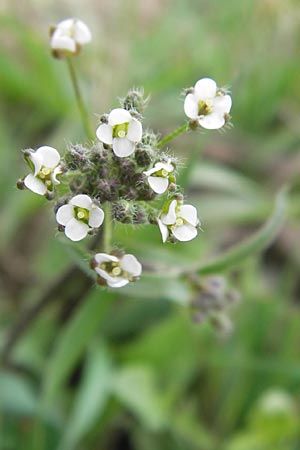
[
  {"left": 121, "top": 88, "right": 150, "bottom": 115},
  {"left": 135, "top": 147, "right": 154, "bottom": 168}
]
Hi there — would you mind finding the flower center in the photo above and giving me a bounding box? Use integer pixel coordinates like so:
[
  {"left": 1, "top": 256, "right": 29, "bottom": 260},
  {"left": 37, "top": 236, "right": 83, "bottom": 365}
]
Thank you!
[
  {"left": 38, "top": 166, "right": 52, "bottom": 179},
  {"left": 198, "top": 99, "right": 213, "bottom": 116},
  {"left": 113, "top": 122, "right": 129, "bottom": 139},
  {"left": 175, "top": 217, "right": 184, "bottom": 226},
  {"left": 112, "top": 266, "right": 122, "bottom": 276},
  {"left": 161, "top": 169, "right": 169, "bottom": 177},
  {"left": 74, "top": 207, "right": 89, "bottom": 223}
]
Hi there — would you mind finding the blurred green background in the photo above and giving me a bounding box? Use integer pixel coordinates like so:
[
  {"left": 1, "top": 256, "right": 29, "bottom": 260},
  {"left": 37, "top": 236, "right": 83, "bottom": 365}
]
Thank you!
[{"left": 1, "top": 0, "right": 300, "bottom": 449}]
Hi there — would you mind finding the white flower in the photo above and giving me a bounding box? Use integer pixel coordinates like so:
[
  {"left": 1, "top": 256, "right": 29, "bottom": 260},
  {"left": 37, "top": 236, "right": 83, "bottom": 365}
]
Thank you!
[
  {"left": 23, "top": 146, "right": 62, "bottom": 196},
  {"left": 143, "top": 161, "right": 175, "bottom": 194},
  {"left": 56, "top": 194, "right": 104, "bottom": 241},
  {"left": 50, "top": 18, "right": 91, "bottom": 55},
  {"left": 158, "top": 199, "right": 200, "bottom": 242},
  {"left": 92, "top": 252, "right": 142, "bottom": 288},
  {"left": 184, "top": 78, "right": 232, "bottom": 130},
  {"left": 96, "top": 108, "right": 142, "bottom": 158}
]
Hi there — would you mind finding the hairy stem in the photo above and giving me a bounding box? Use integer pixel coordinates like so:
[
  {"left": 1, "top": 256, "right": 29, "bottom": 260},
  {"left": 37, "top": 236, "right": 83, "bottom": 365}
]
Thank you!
[
  {"left": 103, "top": 203, "right": 112, "bottom": 253},
  {"left": 157, "top": 122, "right": 189, "bottom": 149},
  {"left": 66, "top": 57, "right": 94, "bottom": 140}
]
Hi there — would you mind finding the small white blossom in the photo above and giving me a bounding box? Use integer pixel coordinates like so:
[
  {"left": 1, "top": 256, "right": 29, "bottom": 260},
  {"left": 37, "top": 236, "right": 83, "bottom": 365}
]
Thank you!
[
  {"left": 50, "top": 18, "right": 91, "bottom": 55},
  {"left": 184, "top": 78, "right": 232, "bottom": 130},
  {"left": 24, "top": 146, "right": 62, "bottom": 196},
  {"left": 92, "top": 252, "right": 142, "bottom": 288},
  {"left": 56, "top": 194, "right": 104, "bottom": 242},
  {"left": 96, "top": 108, "right": 142, "bottom": 158},
  {"left": 143, "top": 161, "right": 175, "bottom": 194},
  {"left": 158, "top": 199, "right": 200, "bottom": 242}
]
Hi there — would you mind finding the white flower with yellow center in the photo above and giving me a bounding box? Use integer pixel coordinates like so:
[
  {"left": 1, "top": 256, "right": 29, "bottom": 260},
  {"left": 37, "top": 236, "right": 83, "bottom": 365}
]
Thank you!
[
  {"left": 158, "top": 199, "right": 200, "bottom": 242},
  {"left": 96, "top": 108, "right": 142, "bottom": 158},
  {"left": 92, "top": 253, "right": 142, "bottom": 288},
  {"left": 56, "top": 194, "right": 104, "bottom": 242},
  {"left": 184, "top": 78, "right": 232, "bottom": 129},
  {"left": 50, "top": 18, "right": 91, "bottom": 55},
  {"left": 24, "top": 146, "right": 62, "bottom": 196},
  {"left": 143, "top": 161, "right": 175, "bottom": 194}
]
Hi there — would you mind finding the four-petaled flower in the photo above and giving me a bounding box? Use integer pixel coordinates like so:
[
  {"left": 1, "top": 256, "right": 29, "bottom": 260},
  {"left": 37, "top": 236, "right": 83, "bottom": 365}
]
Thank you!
[
  {"left": 92, "top": 252, "right": 142, "bottom": 288},
  {"left": 23, "top": 146, "right": 62, "bottom": 196},
  {"left": 50, "top": 18, "right": 92, "bottom": 56},
  {"left": 56, "top": 194, "right": 104, "bottom": 241},
  {"left": 184, "top": 78, "right": 232, "bottom": 130},
  {"left": 158, "top": 199, "right": 200, "bottom": 242},
  {"left": 143, "top": 161, "right": 175, "bottom": 194},
  {"left": 96, "top": 108, "right": 142, "bottom": 158}
]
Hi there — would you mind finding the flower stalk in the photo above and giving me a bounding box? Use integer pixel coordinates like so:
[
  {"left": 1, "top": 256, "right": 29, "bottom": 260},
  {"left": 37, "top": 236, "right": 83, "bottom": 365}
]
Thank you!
[
  {"left": 66, "top": 57, "right": 94, "bottom": 140},
  {"left": 157, "top": 122, "right": 189, "bottom": 149}
]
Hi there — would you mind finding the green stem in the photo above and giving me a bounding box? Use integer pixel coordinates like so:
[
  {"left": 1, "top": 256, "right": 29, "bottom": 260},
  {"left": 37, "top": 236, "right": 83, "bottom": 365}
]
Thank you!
[
  {"left": 103, "top": 203, "right": 112, "bottom": 253},
  {"left": 157, "top": 122, "right": 189, "bottom": 149},
  {"left": 66, "top": 57, "right": 94, "bottom": 140}
]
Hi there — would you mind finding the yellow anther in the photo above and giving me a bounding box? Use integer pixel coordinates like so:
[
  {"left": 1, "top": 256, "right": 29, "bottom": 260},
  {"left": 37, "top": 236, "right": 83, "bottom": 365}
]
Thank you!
[
  {"left": 41, "top": 167, "right": 51, "bottom": 175},
  {"left": 77, "top": 211, "right": 85, "bottom": 219},
  {"left": 112, "top": 266, "right": 122, "bottom": 276},
  {"left": 117, "top": 130, "right": 126, "bottom": 138},
  {"left": 175, "top": 217, "right": 183, "bottom": 226},
  {"left": 162, "top": 169, "right": 168, "bottom": 177},
  {"left": 45, "top": 180, "right": 52, "bottom": 186}
]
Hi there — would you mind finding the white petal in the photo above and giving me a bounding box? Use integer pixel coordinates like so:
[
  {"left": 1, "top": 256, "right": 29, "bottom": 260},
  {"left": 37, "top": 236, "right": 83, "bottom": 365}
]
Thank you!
[
  {"left": 213, "top": 94, "right": 232, "bottom": 114},
  {"left": 36, "top": 146, "right": 60, "bottom": 169},
  {"left": 107, "top": 278, "right": 129, "bottom": 288},
  {"left": 70, "top": 194, "right": 92, "bottom": 209},
  {"left": 126, "top": 118, "right": 142, "bottom": 142},
  {"left": 24, "top": 174, "right": 46, "bottom": 195},
  {"left": 148, "top": 176, "right": 169, "bottom": 194},
  {"left": 51, "top": 166, "right": 63, "bottom": 184},
  {"left": 65, "top": 218, "right": 89, "bottom": 241},
  {"left": 143, "top": 167, "right": 158, "bottom": 176},
  {"left": 154, "top": 162, "right": 174, "bottom": 172},
  {"left": 94, "top": 253, "right": 119, "bottom": 264},
  {"left": 29, "top": 152, "right": 43, "bottom": 175},
  {"left": 120, "top": 254, "right": 142, "bottom": 277},
  {"left": 95, "top": 268, "right": 128, "bottom": 288},
  {"left": 112, "top": 138, "right": 135, "bottom": 158},
  {"left": 199, "top": 113, "right": 225, "bottom": 130},
  {"left": 194, "top": 78, "right": 217, "bottom": 100},
  {"left": 56, "top": 204, "right": 74, "bottom": 226},
  {"left": 179, "top": 205, "right": 199, "bottom": 227},
  {"left": 161, "top": 199, "right": 177, "bottom": 225},
  {"left": 51, "top": 35, "right": 76, "bottom": 52},
  {"left": 74, "top": 20, "right": 92, "bottom": 44},
  {"left": 55, "top": 18, "right": 74, "bottom": 31},
  {"left": 96, "top": 124, "right": 113, "bottom": 145},
  {"left": 184, "top": 94, "right": 198, "bottom": 119},
  {"left": 172, "top": 224, "right": 198, "bottom": 241},
  {"left": 158, "top": 219, "right": 169, "bottom": 243},
  {"left": 88, "top": 206, "right": 104, "bottom": 228},
  {"left": 108, "top": 108, "right": 132, "bottom": 126}
]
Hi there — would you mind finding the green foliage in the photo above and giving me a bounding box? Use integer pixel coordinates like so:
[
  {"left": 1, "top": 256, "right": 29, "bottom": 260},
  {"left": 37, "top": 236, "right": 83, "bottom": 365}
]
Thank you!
[{"left": 1, "top": 1, "right": 300, "bottom": 450}]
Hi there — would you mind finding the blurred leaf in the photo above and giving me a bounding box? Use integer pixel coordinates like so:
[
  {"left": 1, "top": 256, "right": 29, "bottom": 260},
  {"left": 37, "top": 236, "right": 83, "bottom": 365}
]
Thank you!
[
  {"left": 112, "top": 365, "right": 167, "bottom": 431},
  {"left": 57, "top": 342, "right": 113, "bottom": 450},
  {"left": 198, "top": 187, "right": 288, "bottom": 274},
  {"left": 0, "top": 371, "right": 36, "bottom": 416},
  {"left": 42, "top": 290, "right": 114, "bottom": 406}
]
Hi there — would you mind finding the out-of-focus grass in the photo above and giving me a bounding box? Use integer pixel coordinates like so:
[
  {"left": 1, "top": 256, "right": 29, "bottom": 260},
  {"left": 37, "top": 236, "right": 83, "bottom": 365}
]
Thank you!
[{"left": 1, "top": 1, "right": 300, "bottom": 450}]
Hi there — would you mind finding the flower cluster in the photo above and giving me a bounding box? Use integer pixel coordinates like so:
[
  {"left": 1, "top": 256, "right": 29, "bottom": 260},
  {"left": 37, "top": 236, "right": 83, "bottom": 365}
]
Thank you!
[{"left": 17, "top": 18, "right": 232, "bottom": 289}]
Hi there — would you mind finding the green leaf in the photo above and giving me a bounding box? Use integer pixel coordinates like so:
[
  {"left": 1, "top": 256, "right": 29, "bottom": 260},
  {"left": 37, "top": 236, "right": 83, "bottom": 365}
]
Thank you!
[
  {"left": 112, "top": 366, "right": 167, "bottom": 431},
  {"left": 197, "top": 187, "right": 289, "bottom": 275},
  {"left": 41, "top": 290, "right": 114, "bottom": 406},
  {"left": 0, "top": 371, "right": 37, "bottom": 416},
  {"left": 57, "top": 342, "right": 113, "bottom": 450}
]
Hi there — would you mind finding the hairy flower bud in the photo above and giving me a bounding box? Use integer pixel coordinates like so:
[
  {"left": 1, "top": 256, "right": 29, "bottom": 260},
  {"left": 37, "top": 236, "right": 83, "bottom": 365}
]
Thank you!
[{"left": 121, "top": 88, "right": 150, "bottom": 115}]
